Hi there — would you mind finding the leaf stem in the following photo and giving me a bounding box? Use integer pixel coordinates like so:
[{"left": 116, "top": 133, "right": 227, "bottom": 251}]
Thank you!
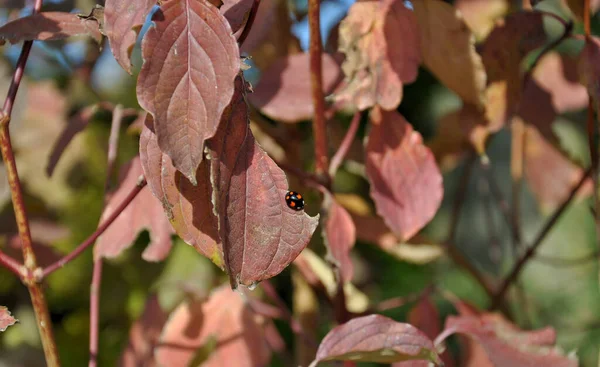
[
  {"left": 41, "top": 178, "right": 147, "bottom": 279},
  {"left": 492, "top": 167, "right": 592, "bottom": 308},
  {"left": 308, "top": 0, "right": 329, "bottom": 182},
  {"left": 329, "top": 111, "right": 361, "bottom": 177},
  {"left": 237, "top": 0, "right": 261, "bottom": 47}
]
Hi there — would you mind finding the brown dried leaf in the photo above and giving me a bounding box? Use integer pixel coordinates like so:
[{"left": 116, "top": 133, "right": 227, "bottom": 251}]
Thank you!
[
  {"left": 454, "top": 0, "right": 509, "bottom": 40},
  {"left": 480, "top": 11, "right": 547, "bottom": 124},
  {"left": 95, "top": 157, "right": 174, "bottom": 261},
  {"left": 155, "top": 286, "right": 272, "bottom": 367},
  {"left": 0, "top": 11, "right": 102, "bottom": 45},
  {"left": 120, "top": 295, "right": 168, "bottom": 367},
  {"left": 334, "top": 0, "right": 420, "bottom": 111},
  {"left": 104, "top": 0, "right": 156, "bottom": 74},
  {"left": 524, "top": 125, "right": 593, "bottom": 212},
  {"left": 413, "top": 0, "right": 486, "bottom": 106},
  {"left": 137, "top": 0, "right": 240, "bottom": 184},
  {"left": 366, "top": 108, "right": 443, "bottom": 241},
  {"left": 323, "top": 194, "right": 355, "bottom": 283},
  {"left": 310, "top": 314, "right": 442, "bottom": 366},
  {"left": 443, "top": 313, "right": 578, "bottom": 367},
  {"left": 0, "top": 306, "right": 17, "bottom": 332},
  {"left": 249, "top": 53, "right": 343, "bottom": 123}
]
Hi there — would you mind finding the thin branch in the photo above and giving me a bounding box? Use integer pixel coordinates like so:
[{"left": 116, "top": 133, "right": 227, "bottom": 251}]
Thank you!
[
  {"left": 492, "top": 167, "right": 592, "bottom": 308},
  {"left": 90, "top": 105, "right": 124, "bottom": 367},
  {"left": 584, "top": 0, "right": 591, "bottom": 36},
  {"left": 0, "top": 250, "right": 23, "bottom": 278},
  {"left": 308, "top": 0, "right": 329, "bottom": 181},
  {"left": 261, "top": 280, "right": 318, "bottom": 348},
  {"left": 41, "top": 178, "right": 147, "bottom": 279},
  {"left": 237, "top": 0, "right": 261, "bottom": 47},
  {"left": 329, "top": 111, "right": 361, "bottom": 178}
]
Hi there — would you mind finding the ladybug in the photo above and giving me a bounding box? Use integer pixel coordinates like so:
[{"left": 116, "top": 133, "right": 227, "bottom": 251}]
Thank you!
[{"left": 285, "top": 191, "right": 305, "bottom": 211}]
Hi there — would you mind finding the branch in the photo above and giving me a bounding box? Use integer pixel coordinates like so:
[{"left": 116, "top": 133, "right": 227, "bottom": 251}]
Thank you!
[
  {"left": 492, "top": 167, "right": 592, "bottom": 308},
  {"left": 0, "top": 250, "right": 23, "bottom": 278},
  {"left": 41, "top": 177, "right": 147, "bottom": 279},
  {"left": 308, "top": 0, "right": 329, "bottom": 181},
  {"left": 329, "top": 111, "right": 361, "bottom": 178}
]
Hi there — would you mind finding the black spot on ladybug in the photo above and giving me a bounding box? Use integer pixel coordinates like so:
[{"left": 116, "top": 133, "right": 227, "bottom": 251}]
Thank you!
[{"left": 285, "top": 191, "right": 305, "bottom": 211}]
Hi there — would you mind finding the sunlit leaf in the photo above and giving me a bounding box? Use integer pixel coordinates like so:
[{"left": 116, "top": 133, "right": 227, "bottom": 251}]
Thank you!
[
  {"left": 104, "top": 0, "right": 156, "bottom": 74},
  {"left": 333, "top": 0, "right": 420, "bottom": 111},
  {"left": 95, "top": 157, "right": 174, "bottom": 261},
  {"left": 0, "top": 11, "right": 102, "bottom": 45},
  {"left": 0, "top": 306, "right": 17, "bottom": 332},
  {"left": 249, "top": 53, "right": 342, "bottom": 123},
  {"left": 137, "top": 0, "right": 241, "bottom": 184},
  {"left": 310, "top": 314, "right": 442, "bottom": 366},
  {"left": 454, "top": 0, "right": 508, "bottom": 40},
  {"left": 412, "top": 0, "right": 486, "bottom": 107},
  {"left": 155, "top": 286, "right": 272, "bottom": 366},
  {"left": 366, "top": 108, "right": 443, "bottom": 241}
]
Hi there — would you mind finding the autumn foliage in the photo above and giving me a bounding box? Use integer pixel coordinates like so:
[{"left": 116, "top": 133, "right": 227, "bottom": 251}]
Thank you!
[{"left": 0, "top": 0, "right": 599, "bottom": 366}]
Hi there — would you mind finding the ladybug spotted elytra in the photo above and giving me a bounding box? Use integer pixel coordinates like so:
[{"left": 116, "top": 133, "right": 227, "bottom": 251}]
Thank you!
[{"left": 285, "top": 191, "right": 305, "bottom": 211}]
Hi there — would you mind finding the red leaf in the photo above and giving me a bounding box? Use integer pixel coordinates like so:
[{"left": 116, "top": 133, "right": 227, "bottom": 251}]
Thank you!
[
  {"left": 443, "top": 313, "right": 578, "bottom": 367},
  {"left": 323, "top": 194, "right": 355, "bottom": 282},
  {"left": 365, "top": 108, "right": 443, "bottom": 241},
  {"left": 249, "top": 53, "right": 343, "bottom": 123},
  {"left": 137, "top": 0, "right": 241, "bottom": 184},
  {"left": 95, "top": 157, "right": 174, "bottom": 261},
  {"left": 140, "top": 79, "right": 319, "bottom": 287},
  {"left": 155, "top": 286, "right": 272, "bottom": 367},
  {"left": 220, "top": 0, "right": 254, "bottom": 34},
  {"left": 0, "top": 306, "right": 17, "bottom": 332},
  {"left": 207, "top": 77, "right": 319, "bottom": 287},
  {"left": 120, "top": 295, "right": 168, "bottom": 367},
  {"left": 333, "top": 0, "right": 420, "bottom": 111},
  {"left": 524, "top": 125, "right": 593, "bottom": 212},
  {"left": 310, "top": 314, "right": 442, "bottom": 366},
  {"left": 104, "top": 0, "right": 156, "bottom": 74},
  {"left": 0, "top": 12, "right": 102, "bottom": 45}
]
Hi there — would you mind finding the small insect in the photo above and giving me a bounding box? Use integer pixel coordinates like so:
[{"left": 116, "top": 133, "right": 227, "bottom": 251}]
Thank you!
[{"left": 285, "top": 191, "right": 305, "bottom": 211}]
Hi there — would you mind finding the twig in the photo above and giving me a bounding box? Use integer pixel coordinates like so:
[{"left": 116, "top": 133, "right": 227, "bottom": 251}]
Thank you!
[
  {"left": 492, "top": 167, "right": 592, "bottom": 308},
  {"left": 261, "top": 280, "right": 318, "bottom": 348},
  {"left": 308, "top": 0, "right": 329, "bottom": 182},
  {"left": 237, "top": 0, "right": 261, "bottom": 47},
  {"left": 329, "top": 111, "right": 361, "bottom": 178},
  {"left": 0, "top": 0, "right": 60, "bottom": 364},
  {"left": 41, "top": 178, "right": 147, "bottom": 278},
  {"left": 89, "top": 105, "right": 124, "bottom": 367},
  {"left": 584, "top": 0, "right": 591, "bottom": 36},
  {"left": 0, "top": 250, "right": 23, "bottom": 278}
]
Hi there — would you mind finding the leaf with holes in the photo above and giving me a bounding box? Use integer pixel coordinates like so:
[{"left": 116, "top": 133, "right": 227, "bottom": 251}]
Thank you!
[
  {"left": 441, "top": 313, "right": 578, "bottom": 367},
  {"left": 323, "top": 193, "right": 355, "bottom": 282},
  {"left": 137, "top": 0, "right": 240, "bottom": 184},
  {"left": 0, "top": 306, "right": 17, "bottom": 332},
  {"left": 413, "top": 0, "right": 486, "bottom": 107},
  {"left": 104, "top": 0, "right": 156, "bottom": 74},
  {"left": 249, "top": 53, "right": 342, "bottom": 123},
  {"left": 366, "top": 108, "right": 443, "bottom": 241},
  {"left": 155, "top": 286, "right": 273, "bottom": 366},
  {"left": 310, "top": 314, "right": 442, "bottom": 366},
  {"left": 0, "top": 12, "right": 102, "bottom": 45},
  {"left": 95, "top": 157, "right": 174, "bottom": 261},
  {"left": 333, "top": 0, "right": 420, "bottom": 111}
]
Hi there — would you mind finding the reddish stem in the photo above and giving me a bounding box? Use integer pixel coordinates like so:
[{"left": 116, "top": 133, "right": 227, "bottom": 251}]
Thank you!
[
  {"left": 0, "top": 250, "right": 23, "bottom": 278},
  {"left": 237, "top": 0, "right": 261, "bottom": 47},
  {"left": 308, "top": 0, "right": 329, "bottom": 181},
  {"left": 329, "top": 111, "right": 361, "bottom": 177},
  {"left": 88, "top": 259, "right": 102, "bottom": 367},
  {"left": 584, "top": 0, "right": 591, "bottom": 36},
  {"left": 41, "top": 179, "right": 147, "bottom": 278}
]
